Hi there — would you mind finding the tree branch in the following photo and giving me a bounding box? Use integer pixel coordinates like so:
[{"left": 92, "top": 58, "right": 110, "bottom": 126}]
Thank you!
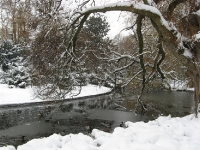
[
  {"left": 69, "top": 1, "right": 191, "bottom": 64},
  {"left": 166, "top": 0, "right": 187, "bottom": 20},
  {"left": 136, "top": 14, "right": 146, "bottom": 93},
  {"left": 136, "top": 14, "right": 148, "bottom": 112},
  {"left": 157, "top": 36, "right": 165, "bottom": 79}
]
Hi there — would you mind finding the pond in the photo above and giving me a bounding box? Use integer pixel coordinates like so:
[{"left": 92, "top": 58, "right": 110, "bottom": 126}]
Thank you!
[
  {"left": 121, "top": 90, "right": 194, "bottom": 118},
  {"left": 0, "top": 90, "right": 194, "bottom": 147}
]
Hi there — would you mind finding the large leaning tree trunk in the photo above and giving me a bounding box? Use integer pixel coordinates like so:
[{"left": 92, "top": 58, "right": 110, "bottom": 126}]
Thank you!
[{"left": 63, "top": 0, "right": 200, "bottom": 117}]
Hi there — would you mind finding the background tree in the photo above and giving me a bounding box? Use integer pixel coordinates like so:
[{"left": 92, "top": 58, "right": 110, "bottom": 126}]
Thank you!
[
  {"left": 76, "top": 14, "right": 113, "bottom": 85},
  {"left": 0, "top": 41, "right": 30, "bottom": 87},
  {"left": 0, "top": 0, "right": 33, "bottom": 88},
  {"left": 29, "top": 0, "right": 79, "bottom": 99},
  {"left": 0, "top": 0, "right": 32, "bottom": 43}
]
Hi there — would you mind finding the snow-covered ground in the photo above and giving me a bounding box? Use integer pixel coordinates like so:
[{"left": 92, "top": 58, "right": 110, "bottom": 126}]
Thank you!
[
  {"left": 0, "top": 84, "right": 199, "bottom": 150},
  {"left": 1, "top": 113, "right": 200, "bottom": 150},
  {"left": 0, "top": 84, "right": 111, "bottom": 105}
]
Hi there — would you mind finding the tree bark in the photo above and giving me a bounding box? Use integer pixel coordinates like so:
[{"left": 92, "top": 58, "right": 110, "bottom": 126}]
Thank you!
[
  {"left": 136, "top": 15, "right": 147, "bottom": 111},
  {"left": 187, "top": 66, "right": 200, "bottom": 117}
]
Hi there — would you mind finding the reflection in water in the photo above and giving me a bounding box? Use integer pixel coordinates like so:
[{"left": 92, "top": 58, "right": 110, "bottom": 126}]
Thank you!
[
  {"left": 86, "top": 109, "right": 144, "bottom": 122},
  {"left": 0, "top": 91, "right": 194, "bottom": 147},
  {"left": 0, "top": 94, "right": 117, "bottom": 147},
  {"left": 121, "top": 90, "right": 194, "bottom": 118}
]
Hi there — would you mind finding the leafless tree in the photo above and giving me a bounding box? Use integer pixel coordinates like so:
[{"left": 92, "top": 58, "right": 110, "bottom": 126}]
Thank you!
[
  {"left": 62, "top": 0, "right": 200, "bottom": 117},
  {"left": 0, "top": 0, "right": 32, "bottom": 43}
]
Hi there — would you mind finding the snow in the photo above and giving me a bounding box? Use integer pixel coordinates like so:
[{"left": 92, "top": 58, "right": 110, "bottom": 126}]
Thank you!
[
  {"left": 193, "top": 32, "right": 200, "bottom": 41},
  {"left": 183, "top": 49, "right": 193, "bottom": 58},
  {"left": 193, "top": 10, "right": 200, "bottom": 16},
  {"left": 0, "top": 84, "right": 111, "bottom": 106},
  {"left": 187, "top": 87, "right": 195, "bottom": 92},
  {"left": 134, "top": 3, "right": 170, "bottom": 29},
  {"left": 163, "top": 79, "right": 193, "bottom": 91},
  {"left": 1, "top": 113, "right": 200, "bottom": 150},
  {"left": 170, "top": 80, "right": 188, "bottom": 91}
]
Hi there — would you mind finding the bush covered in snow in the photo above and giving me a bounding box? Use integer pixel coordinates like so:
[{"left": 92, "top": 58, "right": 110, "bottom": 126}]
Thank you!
[{"left": 0, "top": 41, "right": 31, "bottom": 88}]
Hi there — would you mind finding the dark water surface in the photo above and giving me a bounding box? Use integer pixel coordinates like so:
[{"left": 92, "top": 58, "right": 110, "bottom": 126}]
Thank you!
[
  {"left": 122, "top": 90, "right": 194, "bottom": 118},
  {"left": 0, "top": 90, "right": 194, "bottom": 147}
]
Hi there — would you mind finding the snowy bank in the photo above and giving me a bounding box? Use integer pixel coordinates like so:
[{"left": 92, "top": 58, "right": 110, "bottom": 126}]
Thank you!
[
  {"left": 1, "top": 113, "right": 200, "bottom": 150},
  {"left": 164, "top": 79, "right": 194, "bottom": 91},
  {"left": 0, "top": 84, "right": 111, "bottom": 106}
]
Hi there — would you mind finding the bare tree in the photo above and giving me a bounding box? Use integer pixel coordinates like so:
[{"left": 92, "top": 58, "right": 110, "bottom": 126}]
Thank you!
[
  {"left": 62, "top": 0, "right": 200, "bottom": 116},
  {"left": 0, "top": 0, "right": 32, "bottom": 43}
]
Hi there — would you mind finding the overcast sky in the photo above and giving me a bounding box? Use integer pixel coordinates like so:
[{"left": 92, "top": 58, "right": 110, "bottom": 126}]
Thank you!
[
  {"left": 105, "top": 11, "right": 131, "bottom": 38},
  {"left": 95, "top": 0, "right": 131, "bottom": 38}
]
